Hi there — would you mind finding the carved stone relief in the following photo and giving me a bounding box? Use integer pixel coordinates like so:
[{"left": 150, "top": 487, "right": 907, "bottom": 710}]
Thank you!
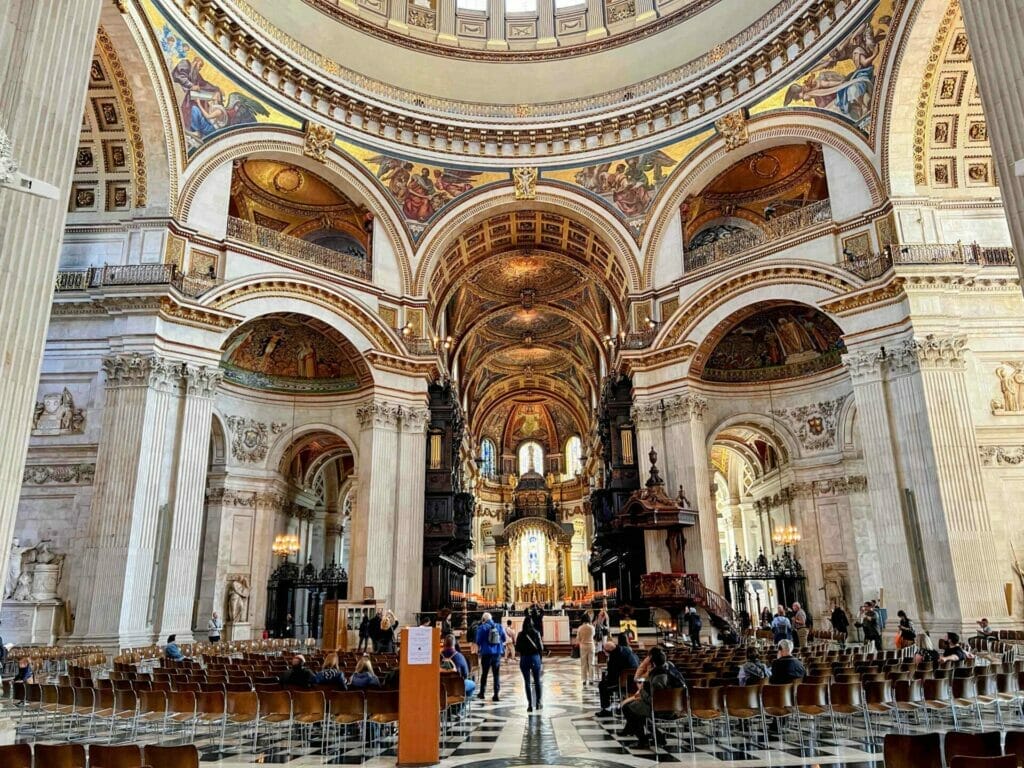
[
  {"left": 979, "top": 445, "right": 1024, "bottom": 466},
  {"left": 32, "top": 388, "right": 86, "bottom": 436},
  {"left": 772, "top": 394, "right": 849, "bottom": 452},
  {"left": 990, "top": 362, "right": 1024, "bottom": 414},
  {"left": 225, "top": 416, "right": 286, "bottom": 463},
  {"left": 22, "top": 464, "right": 96, "bottom": 485}
]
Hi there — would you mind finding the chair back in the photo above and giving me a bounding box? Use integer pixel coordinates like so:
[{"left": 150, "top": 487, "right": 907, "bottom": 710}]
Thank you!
[
  {"left": 650, "top": 686, "right": 686, "bottom": 716},
  {"left": 87, "top": 744, "right": 144, "bottom": 768},
  {"left": 0, "top": 744, "right": 31, "bottom": 768},
  {"left": 761, "top": 683, "right": 796, "bottom": 709},
  {"left": 796, "top": 681, "right": 829, "bottom": 708},
  {"left": 328, "top": 690, "right": 366, "bottom": 720},
  {"left": 830, "top": 681, "right": 865, "bottom": 707},
  {"left": 292, "top": 690, "right": 326, "bottom": 718},
  {"left": 724, "top": 684, "right": 761, "bottom": 714},
  {"left": 688, "top": 686, "right": 724, "bottom": 717},
  {"left": 864, "top": 680, "right": 895, "bottom": 705},
  {"left": 365, "top": 690, "right": 400, "bottom": 720},
  {"left": 226, "top": 690, "right": 259, "bottom": 717},
  {"left": 257, "top": 689, "right": 292, "bottom": 717},
  {"left": 948, "top": 758, "right": 1016, "bottom": 768},
  {"left": 196, "top": 690, "right": 225, "bottom": 716},
  {"left": 33, "top": 743, "right": 87, "bottom": 768},
  {"left": 893, "top": 679, "right": 925, "bottom": 704},
  {"left": 883, "top": 733, "right": 942, "bottom": 768},
  {"left": 944, "top": 731, "right": 1003, "bottom": 761},
  {"left": 142, "top": 744, "right": 200, "bottom": 768}
]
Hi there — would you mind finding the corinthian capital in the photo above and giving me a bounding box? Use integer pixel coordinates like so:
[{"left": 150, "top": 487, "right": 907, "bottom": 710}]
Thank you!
[
  {"left": 184, "top": 365, "right": 223, "bottom": 398},
  {"left": 631, "top": 400, "right": 663, "bottom": 429},
  {"left": 356, "top": 400, "right": 399, "bottom": 429},
  {"left": 400, "top": 406, "right": 430, "bottom": 433},
  {"left": 911, "top": 334, "right": 968, "bottom": 369},
  {"left": 842, "top": 348, "right": 884, "bottom": 382},
  {"left": 102, "top": 353, "right": 155, "bottom": 387},
  {"left": 662, "top": 393, "right": 708, "bottom": 424}
]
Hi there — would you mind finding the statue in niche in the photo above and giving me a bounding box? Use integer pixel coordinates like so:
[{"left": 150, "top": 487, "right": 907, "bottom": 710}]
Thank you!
[
  {"left": 823, "top": 563, "right": 850, "bottom": 609},
  {"left": 227, "top": 576, "right": 250, "bottom": 623}
]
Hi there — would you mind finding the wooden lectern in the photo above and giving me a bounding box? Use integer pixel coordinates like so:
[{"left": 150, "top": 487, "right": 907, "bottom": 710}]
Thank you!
[
  {"left": 398, "top": 625, "right": 440, "bottom": 766},
  {"left": 321, "top": 600, "right": 348, "bottom": 651}
]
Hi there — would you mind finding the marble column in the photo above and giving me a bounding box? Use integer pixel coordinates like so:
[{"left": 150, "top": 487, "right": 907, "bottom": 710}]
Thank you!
[
  {"left": 959, "top": 0, "right": 1024, "bottom": 281},
  {"left": 390, "top": 405, "right": 428, "bottom": 624},
  {"left": 0, "top": 0, "right": 102, "bottom": 635},
  {"left": 157, "top": 366, "right": 221, "bottom": 641},
  {"left": 249, "top": 489, "right": 287, "bottom": 635},
  {"left": 388, "top": 0, "right": 410, "bottom": 31},
  {"left": 352, "top": 401, "right": 399, "bottom": 606},
  {"left": 584, "top": 0, "right": 607, "bottom": 39},
  {"left": 662, "top": 394, "right": 721, "bottom": 588},
  {"left": 789, "top": 483, "right": 823, "bottom": 616},
  {"left": 898, "top": 336, "right": 1005, "bottom": 622},
  {"left": 632, "top": 399, "right": 669, "bottom": 573},
  {"left": 486, "top": 0, "right": 508, "bottom": 49},
  {"left": 843, "top": 348, "right": 925, "bottom": 617},
  {"left": 536, "top": 0, "right": 556, "bottom": 47},
  {"left": 76, "top": 354, "right": 182, "bottom": 647},
  {"left": 437, "top": 0, "right": 457, "bottom": 43}
]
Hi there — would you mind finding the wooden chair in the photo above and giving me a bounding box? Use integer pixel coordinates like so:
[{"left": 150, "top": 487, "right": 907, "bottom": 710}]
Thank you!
[
  {"left": 256, "top": 690, "right": 294, "bottom": 749},
  {"left": 649, "top": 686, "right": 688, "bottom": 755},
  {"left": 829, "top": 682, "right": 871, "bottom": 739},
  {"left": 762, "top": 683, "right": 800, "bottom": 746},
  {"left": 365, "top": 689, "right": 400, "bottom": 756},
  {"left": 142, "top": 744, "right": 200, "bottom": 768},
  {"left": 0, "top": 744, "right": 31, "bottom": 768},
  {"left": 326, "top": 689, "right": 366, "bottom": 757},
  {"left": 944, "top": 731, "right": 1003, "bottom": 763},
  {"left": 949, "top": 757, "right": 1016, "bottom": 768},
  {"left": 221, "top": 690, "right": 259, "bottom": 753},
  {"left": 724, "top": 684, "right": 768, "bottom": 746},
  {"left": 686, "top": 686, "right": 728, "bottom": 749},
  {"left": 883, "top": 732, "right": 942, "bottom": 768},
  {"left": 292, "top": 689, "right": 327, "bottom": 742},
  {"left": 33, "top": 743, "right": 87, "bottom": 768},
  {"left": 87, "top": 743, "right": 144, "bottom": 768}
]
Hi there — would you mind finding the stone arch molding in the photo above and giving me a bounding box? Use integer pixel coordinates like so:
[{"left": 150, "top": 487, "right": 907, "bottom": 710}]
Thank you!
[
  {"left": 412, "top": 183, "right": 643, "bottom": 300},
  {"left": 204, "top": 272, "right": 405, "bottom": 360},
  {"left": 706, "top": 412, "right": 802, "bottom": 465},
  {"left": 503, "top": 516, "right": 570, "bottom": 546},
  {"left": 176, "top": 130, "right": 414, "bottom": 293},
  {"left": 642, "top": 113, "right": 885, "bottom": 289},
  {"left": 654, "top": 260, "right": 859, "bottom": 352},
  {"left": 266, "top": 421, "right": 361, "bottom": 479}
]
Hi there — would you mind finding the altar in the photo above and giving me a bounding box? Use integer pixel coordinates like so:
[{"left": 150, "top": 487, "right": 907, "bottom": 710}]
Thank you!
[{"left": 509, "top": 613, "right": 570, "bottom": 644}]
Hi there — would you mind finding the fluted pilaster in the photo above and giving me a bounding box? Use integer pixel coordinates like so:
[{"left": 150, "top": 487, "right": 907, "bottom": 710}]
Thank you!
[
  {"left": 390, "top": 405, "right": 429, "bottom": 624},
  {"left": 0, "top": 0, "right": 103, "bottom": 618},
  {"left": 157, "top": 366, "right": 222, "bottom": 640}
]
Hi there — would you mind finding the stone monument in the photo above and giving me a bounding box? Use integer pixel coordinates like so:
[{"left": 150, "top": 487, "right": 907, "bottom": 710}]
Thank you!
[{"left": 1, "top": 539, "right": 66, "bottom": 644}]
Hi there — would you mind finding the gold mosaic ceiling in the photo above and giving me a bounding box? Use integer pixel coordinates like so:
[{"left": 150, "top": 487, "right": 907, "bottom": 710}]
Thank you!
[{"left": 439, "top": 212, "right": 618, "bottom": 444}]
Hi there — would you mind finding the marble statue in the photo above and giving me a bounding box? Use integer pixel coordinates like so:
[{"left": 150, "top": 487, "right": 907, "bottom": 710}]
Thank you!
[
  {"left": 5, "top": 538, "right": 28, "bottom": 598},
  {"left": 227, "top": 576, "right": 250, "bottom": 622},
  {"left": 11, "top": 572, "right": 32, "bottom": 601}
]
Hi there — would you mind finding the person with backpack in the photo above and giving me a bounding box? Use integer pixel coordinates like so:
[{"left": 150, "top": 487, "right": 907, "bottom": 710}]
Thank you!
[
  {"left": 620, "top": 647, "right": 683, "bottom": 749},
  {"left": 474, "top": 611, "right": 506, "bottom": 701},
  {"left": 738, "top": 647, "right": 769, "bottom": 685},
  {"left": 515, "top": 615, "right": 544, "bottom": 712},
  {"left": 895, "top": 609, "right": 916, "bottom": 650},
  {"left": 770, "top": 606, "right": 792, "bottom": 643},
  {"left": 685, "top": 607, "right": 702, "bottom": 649},
  {"left": 441, "top": 634, "right": 476, "bottom": 697}
]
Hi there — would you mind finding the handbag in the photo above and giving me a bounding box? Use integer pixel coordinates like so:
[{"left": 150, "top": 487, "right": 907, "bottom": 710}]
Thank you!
[{"left": 571, "top": 645, "right": 581, "bottom": 659}]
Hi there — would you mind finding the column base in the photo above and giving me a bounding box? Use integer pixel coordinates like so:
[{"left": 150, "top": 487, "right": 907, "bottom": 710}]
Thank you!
[
  {"left": 437, "top": 33, "right": 459, "bottom": 44},
  {"left": 387, "top": 19, "right": 410, "bottom": 32},
  {"left": 585, "top": 26, "right": 608, "bottom": 40},
  {"left": 536, "top": 36, "right": 558, "bottom": 48},
  {"left": 486, "top": 39, "right": 510, "bottom": 50}
]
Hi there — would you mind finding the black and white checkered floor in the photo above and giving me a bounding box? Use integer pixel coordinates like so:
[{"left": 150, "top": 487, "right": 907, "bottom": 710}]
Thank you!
[{"left": 14, "top": 658, "right": 991, "bottom": 766}]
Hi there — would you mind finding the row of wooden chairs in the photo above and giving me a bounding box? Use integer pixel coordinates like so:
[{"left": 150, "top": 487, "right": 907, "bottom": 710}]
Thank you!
[
  {"left": 885, "top": 730, "right": 1024, "bottom": 768},
  {"left": 0, "top": 743, "right": 197, "bottom": 768}
]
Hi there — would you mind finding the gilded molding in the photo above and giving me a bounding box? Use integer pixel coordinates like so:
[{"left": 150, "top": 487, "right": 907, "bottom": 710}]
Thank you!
[
  {"left": 820, "top": 278, "right": 906, "bottom": 315},
  {"left": 159, "top": 297, "right": 238, "bottom": 330},
  {"left": 512, "top": 167, "right": 538, "bottom": 200},
  {"left": 912, "top": 0, "right": 960, "bottom": 186},
  {"left": 364, "top": 350, "right": 440, "bottom": 380},
  {"left": 714, "top": 109, "right": 749, "bottom": 151},
  {"left": 302, "top": 121, "right": 335, "bottom": 163}
]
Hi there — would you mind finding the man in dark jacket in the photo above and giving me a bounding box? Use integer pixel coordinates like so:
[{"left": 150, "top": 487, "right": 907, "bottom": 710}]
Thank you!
[
  {"left": 685, "top": 607, "right": 702, "bottom": 648},
  {"left": 768, "top": 640, "right": 806, "bottom": 684},
  {"left": 280, "top": 654, "right": 315, "bottom": 688},
  {"left": 621, "top": 647, "right": 680, "bottom": 749},
  {"left": 830, "top": 603, "right": 850, "bottom": 647},
  {"left": 474, "top": 611, "right": 506, "bottom": 701},
  {"left": 597, "top": 633, "right": 639, "bottom": 716}
]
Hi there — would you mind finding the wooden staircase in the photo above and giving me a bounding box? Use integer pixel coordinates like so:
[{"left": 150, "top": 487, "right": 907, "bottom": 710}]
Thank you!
[{"left": 640, "top": 572, "right": 737, "bottom": 632}]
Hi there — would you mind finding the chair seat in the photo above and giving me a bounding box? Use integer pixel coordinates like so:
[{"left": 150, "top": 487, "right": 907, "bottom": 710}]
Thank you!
[
  {"left": 729, "top": 707, "right": 759, "bottom": 718},
  {"left": 866, "top": 703, "right": 893, "bottom": 713},
  {"left": 331, "top": 714, "right": 361, "bottom": 724},
  {"left": 691, "top": 709, "right": 723, "bottom": 720},
  {"left": 798, "top": 705, "right": 828, "bottom": 716},
  {"left": 764, "top": 707, "right": 793, "bottom": 717},
  {"left": 833, "top": 705, "right": 863, "bottom": 715},
  {"left": 93, "top": 707, "right": 115, "bottom": 717},
  {"left": 369, "top": 714, "right": 398, "bottom": 723},
  {"left": 168, "top": 713, "right": 195, "bottom": 722},
  {"left": 261, "top": 714, "right": 289, "bottom": 723},
  {"left": 139, "top": 712, "right": 165, "bottom": 722},
  {"left": 227, "top": 713, "right": 257, "bottom": 723},
  {"left": 295, "top": 714, "right": 323, "bottom": 724},
  {"left": 198, "top": 713, "right": 225, "bottom": 722}
]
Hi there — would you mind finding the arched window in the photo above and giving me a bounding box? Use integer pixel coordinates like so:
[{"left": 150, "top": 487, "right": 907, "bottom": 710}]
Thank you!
[
  {"left": 518, "top": 441, "right": 544, "bottom": 476},
  {"left": 564, "top": 435, "right": 583, "bottom": 478},
  {"left": 480, "top": 438, "right": 496, "bottom": 479}
]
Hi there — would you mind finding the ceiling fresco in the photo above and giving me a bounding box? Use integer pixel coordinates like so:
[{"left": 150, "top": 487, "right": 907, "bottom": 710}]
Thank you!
[
  {"left": 221, "top": 313, "right": 372, "bottom": 393},
  {"left": 751, "top": 0, "right": 895, "bottom": 135},
  {"left": 681, "top": 142, "right": 829, "bottom": 246},
  {"left": 701, "top": 303, "right": 846, "bottom": 383},
  {"left": 229, "top": 159, "right": 372, "bottom": 255}
]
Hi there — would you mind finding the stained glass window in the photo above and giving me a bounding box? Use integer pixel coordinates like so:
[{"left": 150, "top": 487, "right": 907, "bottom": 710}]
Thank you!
[
  {"left": 565, "top": 435, "right": 583, "bottom": 477},
  {"left": 518, "top": 441, "right": 544, "bottom": 476},
  {"left": 480, "top": 438, "right": 496, "bottom": 478}
]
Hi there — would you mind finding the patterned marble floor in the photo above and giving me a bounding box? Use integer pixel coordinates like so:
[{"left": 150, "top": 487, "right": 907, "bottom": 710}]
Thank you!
[{"left": 13, "top": 658, "right": 933, "bottom": 767}]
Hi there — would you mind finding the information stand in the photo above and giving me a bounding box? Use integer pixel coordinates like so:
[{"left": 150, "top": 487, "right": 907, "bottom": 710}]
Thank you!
[{"left": 397, "top": 625, "right": 440, "bottom": 766}]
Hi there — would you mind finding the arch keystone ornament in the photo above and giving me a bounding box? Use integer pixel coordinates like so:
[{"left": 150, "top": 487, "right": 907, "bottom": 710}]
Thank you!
[
  {"left": 303, "top": 122, "right": 335, "bottom": 163},
  {"left": 714, "top": 109, "right": 749, "bottom": 151},
  {"left": 513, "top": 167, "right": 538, "bottom": 200}
]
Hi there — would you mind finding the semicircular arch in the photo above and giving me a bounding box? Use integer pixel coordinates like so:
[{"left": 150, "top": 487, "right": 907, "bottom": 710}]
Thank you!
[{"left": 267, "top": 421, "right": 361, "bottom": 480}]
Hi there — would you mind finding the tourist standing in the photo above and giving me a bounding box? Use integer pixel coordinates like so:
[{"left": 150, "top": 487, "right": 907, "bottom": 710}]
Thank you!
[
  {"left": 830, "top": 603, "right": 850, "bottom": 647},
  {"left": 504, "top": 619, "right": 517, "bottom": 660},
  {"left": 685, "top": 607, "right": 702, "bottom": 649},
  {"left": 791, "top": 602, "right": 808, "bottom": 649},
  {"left": 207, "top": 612, "right": 222, "bottom": 643},
  {"left": 516, "top": 616, "right": 544, "bottom": 712},
  {"left": 474, "top": 611, "right": 506, "bottom": 702},
  {"left": 575, "top": 613, "right": 596, "bottom": 685},
  {"left": 770, "top": 606, "right": 792, "bottom": 643}
]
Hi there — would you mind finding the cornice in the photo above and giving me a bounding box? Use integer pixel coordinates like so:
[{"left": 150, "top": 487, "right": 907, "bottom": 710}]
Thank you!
[
  {"left": 364, "top": 350, "right": 440, "bottom": 380},
  {"left": 160, "top": 0, "right": 860, "bottom": 160},
  {"left": 819, "top": 277, "right": 906, "bottom": 316}
]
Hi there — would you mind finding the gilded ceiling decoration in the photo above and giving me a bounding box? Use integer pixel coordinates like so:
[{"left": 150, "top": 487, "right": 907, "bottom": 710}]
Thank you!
[
  {"left": 914, "top": 0, "right": 995, "bottom": 190},
  {"left": 699, "top": 303, "right": 846, "bottom": 383},
  {"left": 221, "top": 313, "right": 372, "bottom": 393},
  {"left": 681, "top": 142, "right": 829, "bottom": 246},
  {"left": 70, "top": 36, "right": 143, "bottom": 215},
  {"left": 229, "top": 159, "right": 372, "bottom": 256}
]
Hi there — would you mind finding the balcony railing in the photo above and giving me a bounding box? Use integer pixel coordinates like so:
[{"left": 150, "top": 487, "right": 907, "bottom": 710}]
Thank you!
[
  {"left": 838, "top": 241, "right": 1017, "bottom": 281},
  {"left": 683, "top": 198, "right": 833, "bottom": 273},
  {"left": 226, "top": 216, "right": 371, "bottom": 281},
  {"left": 53, "top": 264, "right": 219, "bottom": 299}
]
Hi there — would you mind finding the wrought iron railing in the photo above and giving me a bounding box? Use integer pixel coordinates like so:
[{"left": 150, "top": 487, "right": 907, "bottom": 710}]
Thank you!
[
  {"left": 226, "top": 216, "right": 371, "bottom": 281},
  {"left": 53, "top": 264, "right": 219, "bottom": 298},
  {"left": 838, "top": 241, "right": 1017, "bottom": 280},
  {"left": 683, "top": 199, "right": 833, "bottom": 272}
]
